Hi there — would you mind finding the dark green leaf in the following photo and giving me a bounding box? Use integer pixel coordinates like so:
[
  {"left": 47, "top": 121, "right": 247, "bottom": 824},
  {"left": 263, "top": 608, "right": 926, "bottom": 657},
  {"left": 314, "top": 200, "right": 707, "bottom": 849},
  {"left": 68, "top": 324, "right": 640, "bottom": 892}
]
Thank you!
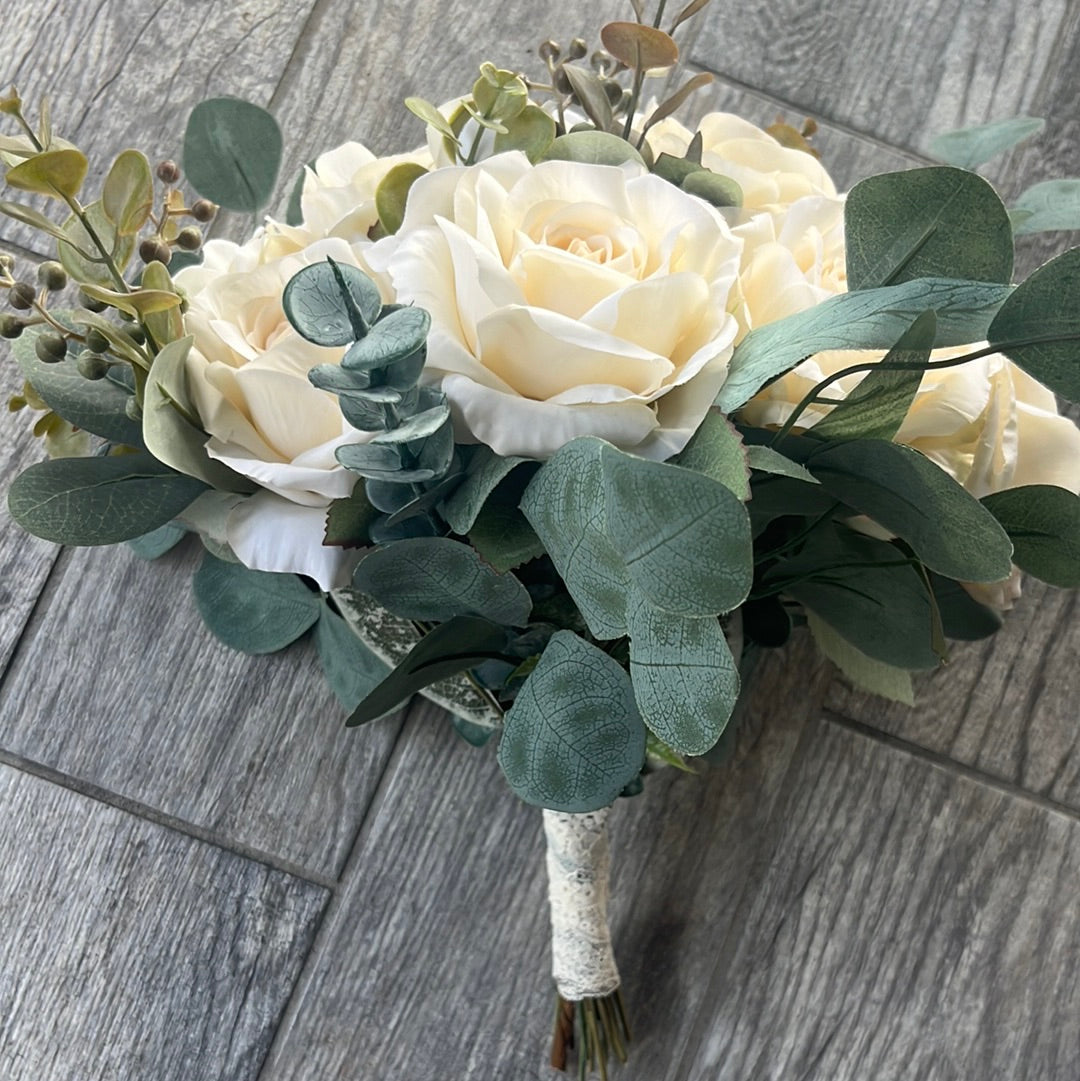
[
  {"left": 493, "top": 104, "right": 557, "bottom": 163},
  {"left": 717, "top": 278, "right": 1011, "bottom": 413},
  {"left": 352, "top": 537, "right": 533, "bottom": 624},
  {"left": 747, "top": 474, "right": 840, "bottom": 536},
  {"left": 335, "top": 442, "right": 403, "bottom": 475},
  {"left": 928, "top": 572, "right": 1003, "bottom": 640},
  {"left": 806, "top": 610, "right": 915, "bottom": 704},
  {"left": 193, "top": 552, "right": 320, "bottom": 654},
  {"left": 452, "top": 715, "right": 496, "bottom": 747},
  {"left": 987, "top": 247, "right": 1080, "bottom": 402},
  {"left": 467, "top": 468, "right": 545, "bottom": 572},
  {"left": 681, "top": 168, "right": 742, "bottom": 208},
  {"left": 283, "top": 259, "right": 382, "bottom": 347},
  {"left": 929, "top": 116, "right": 1045, "bottom": 171},
  {"left": 9, "top": 452, "right": 206, "bottom": 545},
  {"left": 845, "top": 167, "right": 1013, "bottom": 290},
  {"left": 126, "top": 522, "right": 187, "bottom": 560},
  {"left": 183, "top": 97, "right": 282, "bottom": 212},
  {"left": 441, "top": 445, "right": 529, "bottom": 534},
  {"left": 497, "top": 631, "right": 647, "bottom": 812},
  {"left": 809, "top": 310, "right": 937, "bottom": 442},
  {"left": 981, "top": 484, "right": 1080, "bottom": 587},
  {"left": 315, "top": 605, "right": 391, "bottom": 711},
  {"left": 542, "top": 131, "right": 645, "bottom": 167},
  {"left": 324, "top": 486, "right": 381, "bottom": 547},
  {"left": 744, "top": 444, "right": 819, "bottom": 484},
  {"left": 809, "top": 440, "right": 1014, "bottom": 582},
  {"left": 346, "top": 614, "right": 509, "bottom": 726}
]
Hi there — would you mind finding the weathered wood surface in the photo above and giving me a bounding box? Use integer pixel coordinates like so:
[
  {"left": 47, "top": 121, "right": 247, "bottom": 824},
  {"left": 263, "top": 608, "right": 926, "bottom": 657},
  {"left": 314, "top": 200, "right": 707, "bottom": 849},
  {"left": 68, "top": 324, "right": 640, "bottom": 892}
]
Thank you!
[
  {"left": 261, "top": 635, "right": 833, "bottom": 1081},
  {"left": 0, "top": 762, "right": 327, "bottom": 1081},
  {"left": 677, "top": 718, "right": 1080, "bottom": 1080},
  {"left": 0, "top": 0, "right": 1079, "bottom": 1078}
]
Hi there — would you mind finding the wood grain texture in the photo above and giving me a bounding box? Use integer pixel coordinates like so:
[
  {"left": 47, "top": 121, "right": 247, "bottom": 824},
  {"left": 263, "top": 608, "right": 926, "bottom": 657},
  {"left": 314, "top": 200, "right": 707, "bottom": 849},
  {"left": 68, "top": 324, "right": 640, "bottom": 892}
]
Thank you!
[
  {"left": 689, "top": 0, "right": 1069, "bottom": 162},
  {"left": 260, "top": 632, "right": 833, "bottom": 1081},
  {"left": 0, "top": 539, "right": 404, "bottom": 879},
  {"left": 678, "top": 717, "right": 1080, "bottom": 1081},
  {"left": 0, "top": 761, "right": 327, "bottom": 1081},
  {"left": 827, "top": 581, "right": 1080, "bottom": 813}
]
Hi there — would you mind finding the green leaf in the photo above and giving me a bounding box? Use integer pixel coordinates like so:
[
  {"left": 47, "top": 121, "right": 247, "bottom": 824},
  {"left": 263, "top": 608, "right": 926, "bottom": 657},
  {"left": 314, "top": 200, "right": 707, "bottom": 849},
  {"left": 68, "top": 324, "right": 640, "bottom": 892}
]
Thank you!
[
  {"left": 471, "top": 63, "right": 529, "bottom": 121},
  {"left": 8, "top": 452, "right": 206, "bottom": 545},
  {"left": 558, "top": 66, "right": 614, "bottom": 132},
  {"left": 13, "top": 320, "right": 141, "bottom": 445},
  {"left": 452, "top": 715, "right": 496, "bottom": 747},
  {"left": 520, "top": 438, "right": 633, "bottom": 639},
  {"left": 929, "top": 116, "right": 1045, "bottom": 171},
  {"left": 183, "top": 97, "right": 282, "bottom": 212},
  {"left": 809, "top": 440, "right": 1014, "bottom": 582},
  {"left": 928, "top": 572, "right": 1003, "bottom": 640},
  {"left": 0, "top": 199, "right": 68, "bottom": 242},
  {"left": 315, "top": 604, "right": 391, "bottom": 711},
  {"left": 126, "top": 522, "right": 187, "bottom": 560},
  {"left": 681, "top": 168, "right": 742, "bottom": 209},
  {"left": 346, "top": 614, "right": 509, "bottom": 726},
  {"left": 324, "top": 486, "right": 381, "bottom": 548},
  {"left": 58, "top": 201, "right": 135, "bottom": 285},
  {"left": 141, "top": 259, "right": 184, "bottom": 348},
  {"left": 845, "top": 166, "right": 1013, "bottom": 290},
  {"left": 441, "top": 445, "right": 528, "bottom": 534},
  {"left": 717, "top": 278, "right": 1011, "bottom": 413},
  {"left": 371, "top": 403, "right": 449, "bottom": 445},
  {"left": 493, "top": 104, "right": 556, "bottom": 163},
  {"left": 806, "top": 610, "right": 915, "bottom": 705},
  {"left": 193, "top": 552, "right": 320, "bottom": 654},
  {"left": 987, "top": 247, "right": 1080, "bottom": 402},
  {"left": 374, "top": 162, "right": 428, "bottom": 235},
  {"left": 79, "top": 283, "right": 181, "bottom": 318},
  {"left": 809, "top": 310, "right": 937, "bottom": 442},
  {"left": 627, "top": 595, "right": 739, "bottom": 755},
  {"left": 641, "top": 71, "right": 715, "bottom": 137},
  {"left": 542, "top": 131, "right": 645, "bottom": 167},
  {"left": 102, "top": 149, "right": 153, "bottom": 235},
  {"left": 142, "top": 336, "right": 256, "bottom": 492},
  {"left": 283, "top": 258, "right": 382, "bottom": 347},
  {"left": 5, "top": 148, "right": 88, "bottom": 199},
  {"left": 467, "top": 468, "right": 545, "bottom": 573},
  {"left": 497, "top": 631, "right": 647, "bottom": 812},
  {"left": 284, "top": 161, "right": 312, "bottom": 227},
  {"left": 677, "top": 410, "right": 750, "bottom": 498},
  {"left": 404, "top": 97, "right": 460, "bottom": 144},
  {"left": 766, "top": 525, "right": 941, "bottom": 669},
  {"left": 1009, "top": 179, "right": 1080, "bottom": 236},
  {"left": 744, "top": 444, "right": 819, "bottom": 484},
  {"left": 651, "top": 153, "right": 705, "bottom": 186},
  {"left": 600, "top": 21, "right": 679, "bottom": 69},
  {"left": 602, "top": 444, "right": 753, "bottom": 617},
  {"left": 981, "top": 484, "right": 1080, "bottom": 587},
  {"left": 746, "top": 474, "right": 840, "bottom": 536},
  {"left": 352, "top": 537, "right": 533, "bottom": 624}
]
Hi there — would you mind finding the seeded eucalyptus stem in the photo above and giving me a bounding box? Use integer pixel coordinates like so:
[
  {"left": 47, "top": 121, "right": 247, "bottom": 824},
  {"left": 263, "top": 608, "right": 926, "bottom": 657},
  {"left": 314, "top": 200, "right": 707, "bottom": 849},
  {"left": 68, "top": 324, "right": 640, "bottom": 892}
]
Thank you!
[{"left": 768, "top": 333, "right": 1080, "bottom": 449}]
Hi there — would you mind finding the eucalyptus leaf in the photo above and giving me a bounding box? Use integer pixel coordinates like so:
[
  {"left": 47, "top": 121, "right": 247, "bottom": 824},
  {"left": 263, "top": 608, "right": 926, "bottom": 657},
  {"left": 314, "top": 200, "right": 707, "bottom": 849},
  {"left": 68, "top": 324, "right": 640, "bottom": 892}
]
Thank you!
[
  {"left": 441, "top": 445, "right": 528, "bottom": 534},
  {"left": 79, "top": 283, "right": 181, "bottom": 317},
  {"left": 809, "top": 440, "right": 1014, "bottom": 582},
  {"left": 183, "top": 97, "right": 282, "bottom": 212},
  {"left": 283, "top": 258, "right": 382, "bottom": 346},
  {"left": 13, "top": 321, "right": 140, "bottom": 445},
  {"left": 467, "top": 468, "right": 545, "bottom": 573},
  {"left": 676, "top": 410, "right": 750, "bottom": 498},
  {"left": 928, "top": 116, "right": 1045, "bottom": 171},
  {"left": 808, "top": 309, "right": 937, "bottom": 442},
  {"left": 627, "top": 595, "right": 739, "bottom": 755},
  {"left": 58, "top": 201, "right": 135, "bottom": 285},
  {"left": 981, "top": 484, "right": 1080, "bottom": 587},
  {"left": 744, "top": 444, "right": 819, "bottom": 484},
  {"left": 493, "top": 104, "right": 557, "bottom": 163},
  {"left": 102, "top": 149, "right": 153, "bottom": 234},
  {"left": 845, "top": 166, "right": 1013, "bottom": 290},
  {"left": 336, "top": 442, "right": 403, "bottom": 475},
  {"left": 1009, "top": 179, "right": 1080, "bottom": 236},
  {"left": 404, "top": 97, "right": 461, "bottom": 143},
  {"left": 5, "top": 148, "right": 87, "bottom": 199},
  {"left": 315, "top": 604, "right": 391, "bottom": 711},
  {"left": 352, "top": 537, "right": 533, "bottom": 624},
  {"left": 0, "top": 199, "right": 68, "bottom": 242},
  {"left": 193, "top": 552, "right": 320, "bottom": 654},
  {"left": 346, "top": 614, "right": 509, "bottom": 726},
  {"left": 559, "top": 65, "right": 614, "bottom": 132},
  {"left": 141, "top": 259, "right": 184, "bottom": 347},
  {"left": 600, "top": 21, "right": 679, "bottom": 70},
  {"left": 987, "top": 247, "right": 1080, "bottom": 402},
  {"left": 324, "top": 486, "right": 381, "bottom": 547},
  {"left": 8, "top": 452, "right": 206, "bottom": 545},
  {"left": 806, "top": 610, "right": 915, "bottom": 705},
  {"left": 371, "top": 403, "right": 449, "bottom": 444},
  {"left": 543, "top": 130, "right": 645, "bottom": 167},
  {"left": 641, "top": 72, "right": 714, "bottom": 135},
  {"left": 497, "top": 631, "right": 647, "bottom": 813},
  {"left": 651, "top": 153, "right": 705, "bottom": 186},
  {"left": 126, "top": 522, "right": 187, "bottom": 560},
  {"left": 681, "top": 169, "right": 742, "bottom": 208},
  {"left": 374, "top": 162, "right": 428, "bottom": 235},
  {"left": 717, "top": 278, "right": 1011, "bottom": 413},
  {"left": 341, "top": 306, "right": 431, "bottom": 370}
]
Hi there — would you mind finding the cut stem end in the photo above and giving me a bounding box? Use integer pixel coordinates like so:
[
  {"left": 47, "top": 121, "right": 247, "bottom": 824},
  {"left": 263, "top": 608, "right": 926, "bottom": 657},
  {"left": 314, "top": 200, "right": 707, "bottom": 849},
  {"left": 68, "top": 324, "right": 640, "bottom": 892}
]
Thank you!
[{"left": 550, "top": 990, "right": 631, "bottom": 1079}]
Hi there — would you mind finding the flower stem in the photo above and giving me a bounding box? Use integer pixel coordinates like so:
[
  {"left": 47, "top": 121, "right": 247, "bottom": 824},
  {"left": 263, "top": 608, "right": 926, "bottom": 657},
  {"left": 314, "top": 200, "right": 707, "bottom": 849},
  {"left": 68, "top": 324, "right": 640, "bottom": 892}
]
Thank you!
[{"left": 551, "top": 992, "right": 632, "bottom": 1078}]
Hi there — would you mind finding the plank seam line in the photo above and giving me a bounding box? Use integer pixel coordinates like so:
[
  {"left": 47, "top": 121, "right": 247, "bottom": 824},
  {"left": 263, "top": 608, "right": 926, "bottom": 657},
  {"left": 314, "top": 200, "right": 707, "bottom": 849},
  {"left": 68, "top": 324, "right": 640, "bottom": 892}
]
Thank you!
[
  {"left": 253, "top": 700, "right": 420, "bottom": 1081},
  {"left": 0, "top": 546, "right": 64, "bottom": 693},
  {"left": 684, "top": 60, "right": 939, "bottom": 167},
  {"left": 0, "top": 745, "right": 338, "bottom": 890},
  {"left": 821, "top": 708, "right": 1080, "bottom": 824}
]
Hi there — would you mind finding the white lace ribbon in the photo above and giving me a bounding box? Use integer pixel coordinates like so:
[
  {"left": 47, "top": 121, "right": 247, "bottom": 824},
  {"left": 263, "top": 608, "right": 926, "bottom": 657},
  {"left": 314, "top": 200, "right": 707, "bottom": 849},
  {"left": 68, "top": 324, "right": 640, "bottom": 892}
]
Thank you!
[{"left": 543, "top": 807, "right": 620, "bottom": 1000}]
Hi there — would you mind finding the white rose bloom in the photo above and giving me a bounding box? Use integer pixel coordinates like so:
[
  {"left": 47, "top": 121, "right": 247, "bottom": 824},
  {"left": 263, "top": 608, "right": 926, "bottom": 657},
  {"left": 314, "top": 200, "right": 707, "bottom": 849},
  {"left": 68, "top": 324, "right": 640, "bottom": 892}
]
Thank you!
[
  {"left": 645, "top": 112, "right": 837, "bottom": 216},
  {"left": 367, "top": 152, "right": 743, "bottom": 460},
  {"left": 176, "top": 234, "right": 379, "bottom": 589}
]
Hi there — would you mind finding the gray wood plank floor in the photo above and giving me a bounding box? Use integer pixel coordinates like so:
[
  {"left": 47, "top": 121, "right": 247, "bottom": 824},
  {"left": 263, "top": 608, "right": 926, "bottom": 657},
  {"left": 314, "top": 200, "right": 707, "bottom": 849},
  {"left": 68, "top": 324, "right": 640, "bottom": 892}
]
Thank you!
[{"left": 1, "top": 0, "right": 1079, "bottom": 1078}]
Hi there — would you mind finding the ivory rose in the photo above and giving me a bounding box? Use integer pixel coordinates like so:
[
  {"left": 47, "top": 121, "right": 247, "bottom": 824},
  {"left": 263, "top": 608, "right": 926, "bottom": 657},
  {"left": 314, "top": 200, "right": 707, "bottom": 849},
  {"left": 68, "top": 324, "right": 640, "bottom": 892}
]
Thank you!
[
  {"left": 366, "top": 151, "right": 744, "bottom": 459},
  {"left": 176, "top": 235, "right": 379, "bottom": 589},
  {"left": 644, "top": 112, "right": 837, "bottom": 216}
]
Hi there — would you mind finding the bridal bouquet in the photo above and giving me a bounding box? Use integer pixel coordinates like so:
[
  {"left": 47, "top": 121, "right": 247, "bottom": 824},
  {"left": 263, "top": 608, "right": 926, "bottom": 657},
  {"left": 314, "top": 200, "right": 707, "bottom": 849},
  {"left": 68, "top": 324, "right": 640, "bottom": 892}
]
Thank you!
[{"left": 4, "top": 1, "right": 1080, "bottom": 1073}]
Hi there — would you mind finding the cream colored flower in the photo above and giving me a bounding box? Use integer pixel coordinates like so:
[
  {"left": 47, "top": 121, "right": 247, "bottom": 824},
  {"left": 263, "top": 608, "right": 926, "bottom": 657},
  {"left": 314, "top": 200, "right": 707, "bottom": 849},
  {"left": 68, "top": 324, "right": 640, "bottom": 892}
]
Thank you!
[
  {"left": 645, "top": 112, "right": 837, "bottom": 216},
  {"left": 367, "top": 151, "right": 743, "bottom": 460},
  {"left": 175, "top": 234, "right": 378, "bottom": 588}
]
